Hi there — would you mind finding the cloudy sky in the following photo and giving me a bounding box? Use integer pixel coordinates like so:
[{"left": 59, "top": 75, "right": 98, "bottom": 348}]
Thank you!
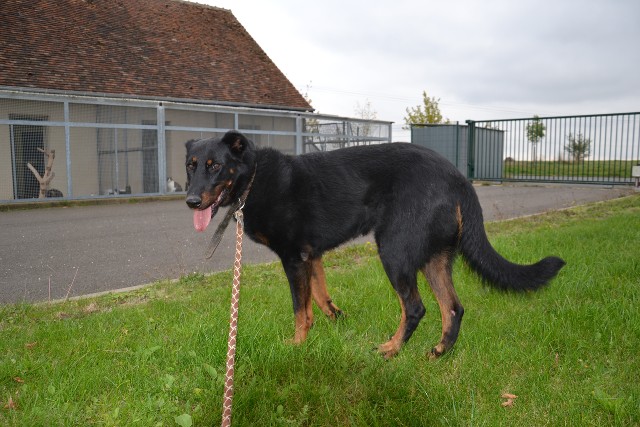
[{"left": 191, "top": 0, "right": 639, "bottom": 141}]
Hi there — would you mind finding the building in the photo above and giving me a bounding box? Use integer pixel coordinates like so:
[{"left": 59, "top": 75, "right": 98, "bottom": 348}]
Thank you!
[{"left": 0, "top": 0, "right": 391, "bottom": 201}]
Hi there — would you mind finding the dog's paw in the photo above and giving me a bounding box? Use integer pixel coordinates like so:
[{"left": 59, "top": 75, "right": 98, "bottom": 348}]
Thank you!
[
  {"left": 427, "top": 345, "right": 448, "bottom": 360},
  {"left": 378, "top": 348, "right": 399, "bottom": 360},
  {"left": 377, "top": 341, "right": 400, "bottom": 360},
  {"left": 284, "top": 337, "right": 304, "bottom": 346},
  {"left": 329, "top": 309, "right": 346, "bottom": 320},
  {"left": 428, "top": 349, "right": 441, "bottom": 361}
]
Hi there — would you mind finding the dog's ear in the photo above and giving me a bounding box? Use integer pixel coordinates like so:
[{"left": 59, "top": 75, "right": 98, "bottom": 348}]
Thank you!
[
  {"left": 221, "top": 130, "right": 254, "bottom": 157},
  {"left": 185, "top": 138, "right": 197, "bottom": 152}
]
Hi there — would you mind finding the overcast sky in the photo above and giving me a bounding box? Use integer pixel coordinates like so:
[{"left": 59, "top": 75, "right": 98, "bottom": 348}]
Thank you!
[{"left": 191, "top": 0, "right": 639, "bottom": 141}]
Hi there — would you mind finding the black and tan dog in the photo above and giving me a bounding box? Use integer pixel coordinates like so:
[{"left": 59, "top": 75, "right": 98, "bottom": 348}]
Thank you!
[{"left": 185, "top": 130, "right": 565, "bottom": 359}]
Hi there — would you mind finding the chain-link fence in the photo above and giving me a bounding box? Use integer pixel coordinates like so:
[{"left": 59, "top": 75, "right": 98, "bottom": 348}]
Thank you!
[{"left": 0, "top": 91, "right": 392, "bottom": 202}]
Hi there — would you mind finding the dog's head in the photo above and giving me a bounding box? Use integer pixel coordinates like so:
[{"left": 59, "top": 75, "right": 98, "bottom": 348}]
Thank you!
[{"left": 185, "top": 130, "right": 255, "bottom": 232}]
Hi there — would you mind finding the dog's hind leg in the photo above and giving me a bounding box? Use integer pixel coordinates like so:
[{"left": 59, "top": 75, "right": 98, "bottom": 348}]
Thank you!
[
  {"left": 310, "top": 257, "right": 343, "bottom": 319},
  {"left": 377, "top": 268, "right": 426, "bottom": 359},
  {"left": 422, "top": 253, "right": 464, "bottom": 359},
  {"left": 282, "top": 259, "right": 314, "bottom": 344}
]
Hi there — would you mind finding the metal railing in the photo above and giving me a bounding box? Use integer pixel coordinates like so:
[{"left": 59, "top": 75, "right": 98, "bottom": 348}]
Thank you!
[
  {"left": 466, "top": 112, "right": 640, "bottom": 185},
  {"left": 303, "top": 118, "right": 391, "bottom": 153}
]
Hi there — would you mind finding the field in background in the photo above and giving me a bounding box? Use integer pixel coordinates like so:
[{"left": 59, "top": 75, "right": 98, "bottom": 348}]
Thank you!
[{"left": 504, "top": 160, "right": 636, "bottom": 180}]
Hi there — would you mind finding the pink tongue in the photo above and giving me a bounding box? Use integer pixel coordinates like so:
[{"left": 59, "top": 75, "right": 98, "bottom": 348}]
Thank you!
[{"left": 193, "top": 206, "right": 212, "bottom": 232}]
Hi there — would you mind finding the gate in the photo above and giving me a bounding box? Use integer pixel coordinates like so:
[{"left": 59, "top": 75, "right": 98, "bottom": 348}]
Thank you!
[{"left": 466, "top": 112, "right": 640, "bottom": 185}]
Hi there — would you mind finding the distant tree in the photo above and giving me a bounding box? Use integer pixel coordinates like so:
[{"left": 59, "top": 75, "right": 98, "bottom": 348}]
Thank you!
[
  {"left": 354, "top": 99, "right": 377, "bottom": 121},
  {"left": 302, "top": 81, "right": 319, "bottom": 134},
  {"left": 526, "top": 115, "right": 546, "bottom": 163},
  {"left": 302, "top": 81, "right": 314, "bottom": 107},
  {"left": 565, "top": 133, "right": 591, "bottom": 162},
  {"left": 354, "top": 99, "right": 377, "bottom": 137},
  {"left": 403, "top": 91, "right": 448, "bottom": 129}
]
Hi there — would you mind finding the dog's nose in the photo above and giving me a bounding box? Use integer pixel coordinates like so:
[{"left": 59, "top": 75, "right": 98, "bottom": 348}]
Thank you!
[{"left": 186, "top": 195, "right": 202, "bottom": 209}]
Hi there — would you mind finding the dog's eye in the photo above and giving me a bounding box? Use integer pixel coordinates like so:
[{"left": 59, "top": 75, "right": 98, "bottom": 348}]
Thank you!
[
  {"left": 186, "top": 163, "right": 196, "bottom": 171},
  {"left": 207, "top": 162, "right": 222, "bottom": 172}
]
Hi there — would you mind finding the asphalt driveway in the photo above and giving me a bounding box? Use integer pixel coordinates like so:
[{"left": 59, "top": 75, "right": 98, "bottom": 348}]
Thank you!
[{"left": 0, "top": 184, "right": 633, "bottom": 304}]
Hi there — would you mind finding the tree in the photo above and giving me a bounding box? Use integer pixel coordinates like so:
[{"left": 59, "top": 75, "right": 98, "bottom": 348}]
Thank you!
[
  {"left": 354, "top": 99, "right": 377, "bottom": 121},
  {"left": 301, "top": 81, "right": 314, "bottom": 109},
  {"left": 526, "top": 115, "right": 546, "bottom": 163},
  {"left": 403, "top": 91, "right": 447, "bottom": 129},
  {"left": 354, "top": 99, "right": 377, "bottom": 137},
  {"left": 301, "top": 81, "right": 319, "bottom": 135},
  {"left": 565, "top": 133, "right": 591, "bottom": 162}
]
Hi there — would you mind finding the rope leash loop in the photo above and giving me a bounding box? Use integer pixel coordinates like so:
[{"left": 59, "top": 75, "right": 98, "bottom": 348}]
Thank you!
[{"left": 221, "top": 207, "right": 244, "bottom": 427}]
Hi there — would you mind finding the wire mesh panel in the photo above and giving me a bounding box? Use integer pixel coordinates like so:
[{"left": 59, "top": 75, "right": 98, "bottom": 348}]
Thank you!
[
  {"left": 0, "top": 91, "right": 393, "bottom": 202},
  {"left": 69, "top": 127, "right": 159, "bottom": 197},
  {"left": 1, "top": 125, "right": 69, "bottom": 200},
  {"left": 69, "top": 103, "right": 157, "bottom": 125},
  {"left": 0, "top": 98, "right": 67, "bottom": 200},
  {"left": 165, "top": 109, "right": 234, "bottom": 130},
  {"left": 67, "top": 102, "right": 160, "bottom": 197},
  {"left": 13, "top": 124, "right": 46, "bottom": 199},
  {"left": 0, "top": 98, "right": 64, "bottom": 121}
]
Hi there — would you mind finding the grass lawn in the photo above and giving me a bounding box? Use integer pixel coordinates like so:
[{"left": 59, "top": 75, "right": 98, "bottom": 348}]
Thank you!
[
  {"left": 504, "top": 160, "right": 636, "bottom": 180},
  {"left": 1, "top": 195, "right": 639, "bottom": 426}
]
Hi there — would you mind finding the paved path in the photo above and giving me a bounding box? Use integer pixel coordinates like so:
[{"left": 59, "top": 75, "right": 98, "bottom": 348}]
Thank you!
[{"left": 0, "top": 184, "right": 634, "bottom": 303}]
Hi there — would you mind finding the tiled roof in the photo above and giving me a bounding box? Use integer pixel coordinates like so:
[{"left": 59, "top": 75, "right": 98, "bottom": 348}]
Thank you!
[{"left": 0, "top": 0, "right": 311, "bottom": 110}]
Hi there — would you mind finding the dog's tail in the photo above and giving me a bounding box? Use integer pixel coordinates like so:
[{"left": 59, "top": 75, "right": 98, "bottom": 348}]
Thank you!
[{"left": 457, "top": 189, "right": 565, "bottom": 291}]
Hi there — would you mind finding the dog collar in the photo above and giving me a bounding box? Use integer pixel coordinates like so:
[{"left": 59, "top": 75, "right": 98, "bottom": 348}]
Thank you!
[{"left": 205, "top": 165, "right": 257, "bottom": 259}]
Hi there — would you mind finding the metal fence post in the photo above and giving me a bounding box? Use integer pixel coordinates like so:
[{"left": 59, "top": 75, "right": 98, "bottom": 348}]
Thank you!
[
  {"left": 465, "top": 120, "right": 476, "bottom": 180},
  {"left": 295, "top": 115, "right": 303, "bottom": 155},
  {"left": 455, "top": 121, "right": 460, "bottom": 170},
  {"left": 157, "top": 103, "right": 167, "bottom": 194},
  {"left": 64, "top": 101, "right": 73, "bottom": 197}
]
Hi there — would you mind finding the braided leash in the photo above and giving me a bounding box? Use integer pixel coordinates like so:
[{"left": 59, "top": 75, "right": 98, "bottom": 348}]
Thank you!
[
  {"left": 221, "top": 207, "right": 244, "bottom": 427},
  {"left": 201, "top": 167, "right": 255, "bottom": 426}
]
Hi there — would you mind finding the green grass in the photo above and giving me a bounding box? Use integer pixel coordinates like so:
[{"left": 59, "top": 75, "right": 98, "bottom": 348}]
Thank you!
[
  {"left": 504, "top": 160, "right": 637, "bottom": 179},
  {"left": 1, "top": 196, "right": 639, "bottom": 426}
]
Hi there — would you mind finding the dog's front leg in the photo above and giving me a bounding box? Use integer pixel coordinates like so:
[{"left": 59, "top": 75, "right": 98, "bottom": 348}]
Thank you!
[
  {"left": 282, "top": 258, "right": 313, "bottom": 344},
  {"left": 310, "top": 257, "right": 343, "bottom": 319}
]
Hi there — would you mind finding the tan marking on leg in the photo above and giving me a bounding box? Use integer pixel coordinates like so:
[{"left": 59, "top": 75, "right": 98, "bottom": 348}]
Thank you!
[
  {"left": 456, "top": 204, "right": 463, "bottom": 243},
  {"left": 422, "top": 253, "right": 463, "bottom": 359},
  {"left": 378, "top": 295, "right": 407, "bottom": 359},
  {"left": 310, "top": 257, "right": 342, "bottom": 318},
  {"left": 292, "top": 287, "right": 313, "bottom": 344},
  {"left": 286, "top": 260, "right": 314, "bottom": 345}
]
